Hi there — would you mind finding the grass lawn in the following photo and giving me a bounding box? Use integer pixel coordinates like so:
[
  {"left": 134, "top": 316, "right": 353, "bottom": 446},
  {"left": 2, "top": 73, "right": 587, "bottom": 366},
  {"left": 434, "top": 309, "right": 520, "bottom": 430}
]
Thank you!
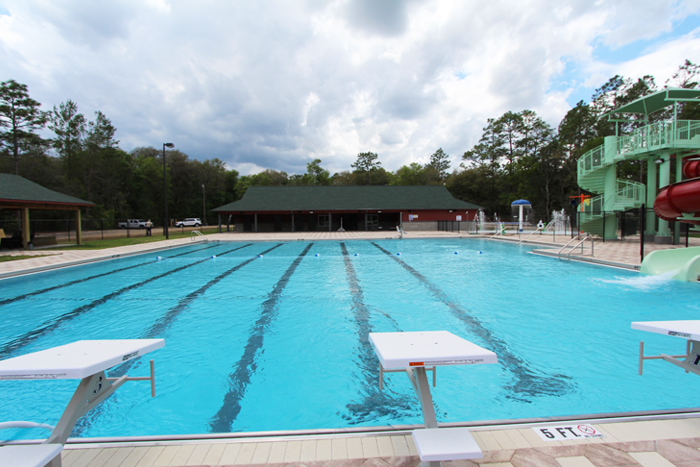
[{"left": 55, "top": 227, "right": 219, "bottom": 250}]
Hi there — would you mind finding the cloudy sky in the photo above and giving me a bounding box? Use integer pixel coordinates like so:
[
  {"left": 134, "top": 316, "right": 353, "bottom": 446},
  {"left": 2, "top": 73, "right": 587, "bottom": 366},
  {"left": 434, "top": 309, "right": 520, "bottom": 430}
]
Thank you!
[{"left": 1, "top": 1, "right": 699, "bottom": 176}]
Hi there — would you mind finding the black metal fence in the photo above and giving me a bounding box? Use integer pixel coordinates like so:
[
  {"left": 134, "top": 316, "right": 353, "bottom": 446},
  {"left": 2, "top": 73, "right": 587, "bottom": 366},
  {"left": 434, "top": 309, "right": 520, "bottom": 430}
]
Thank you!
[{"left": 0, "top": 217, "right": 213, "bottom": 245}]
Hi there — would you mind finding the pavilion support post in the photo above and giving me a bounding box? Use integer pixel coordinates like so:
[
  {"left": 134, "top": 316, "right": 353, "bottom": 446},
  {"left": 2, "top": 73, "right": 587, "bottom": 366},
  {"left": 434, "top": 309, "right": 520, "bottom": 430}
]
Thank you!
[
  {"left": 656, "top": 153, "right": 673, "bottom": 243},
  {"left": 674, "top": 154, "right": 683, "bottom": 244},
  {"left": 254, "top": 214, "right": 258, "bottom": 233},
  {"left": 76, "top": 209, "right": 83, "bottom": 245},
  {"left": 329, "top": 213, "right": 332, "bottom": 232},
  {"left": 21, "top": 207, "right": 30, "bottom": 249},
  {"left": 645, "top": 156, "right": 658, "bottom": 241}
]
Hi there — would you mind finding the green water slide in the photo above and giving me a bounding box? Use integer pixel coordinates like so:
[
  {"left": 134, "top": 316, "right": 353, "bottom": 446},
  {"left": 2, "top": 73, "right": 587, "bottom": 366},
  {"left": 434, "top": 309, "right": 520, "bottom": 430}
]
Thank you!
[
  {"left": 640, "top": 246, "right": 700, "bottom": 282},
  {"left": 576, "top": 88, "right": 700, "bottom": 240}
]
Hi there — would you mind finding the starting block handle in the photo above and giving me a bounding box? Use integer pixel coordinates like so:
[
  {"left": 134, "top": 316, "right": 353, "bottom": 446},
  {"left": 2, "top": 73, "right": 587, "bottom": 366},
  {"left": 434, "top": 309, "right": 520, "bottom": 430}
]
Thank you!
[
  {"left": 107, "top": 359, "right": 157, "bottom": 397},
  {"left": 639, "top": 341, "right": 692, "bottom": 375},
  {"left": 379, "top": 364, "right": 435, "bottom": 390}
]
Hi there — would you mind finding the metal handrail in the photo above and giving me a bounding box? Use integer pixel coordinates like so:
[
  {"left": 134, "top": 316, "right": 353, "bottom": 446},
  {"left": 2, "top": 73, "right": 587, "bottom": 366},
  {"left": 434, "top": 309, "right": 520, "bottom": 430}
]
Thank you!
[
  {"left": 486, "top": 223, "right": 506, "bottom": 241},
  {"left": 516, "top": 225, "right": 546, "bottom": 244},
  {"left": 191, "top": 230, "right": 207, "bottom": 242},
  {"left": 558, "top": 235, "right": 593, "bottom": 261}
]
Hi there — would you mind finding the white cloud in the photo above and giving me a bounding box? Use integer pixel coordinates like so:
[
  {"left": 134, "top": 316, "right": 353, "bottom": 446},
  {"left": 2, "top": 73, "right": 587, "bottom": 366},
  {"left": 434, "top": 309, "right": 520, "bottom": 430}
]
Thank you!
[{"left": 1, "top": 0, "right": 699, "bottom": 176}]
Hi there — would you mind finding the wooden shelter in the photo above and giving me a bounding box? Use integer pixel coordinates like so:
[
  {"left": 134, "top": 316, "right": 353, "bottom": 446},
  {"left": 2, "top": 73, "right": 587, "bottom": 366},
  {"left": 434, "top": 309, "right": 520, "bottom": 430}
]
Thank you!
[
  {"left": 213, "top": 185, "right": 480, "bottom": 232},
  {"left": 0, "top": 174, "right": 94, "bottom": 248}
]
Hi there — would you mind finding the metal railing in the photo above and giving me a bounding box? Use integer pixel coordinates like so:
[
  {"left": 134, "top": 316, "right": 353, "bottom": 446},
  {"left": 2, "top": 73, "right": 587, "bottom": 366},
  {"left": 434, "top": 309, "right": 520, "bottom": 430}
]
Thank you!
[
  {"left": 558, "top": 234, "right": 594, "bottom": 261},
  {"left": 191, "top": 230, "right": 207, "bottom": 242},
  {"left": 516, "top": 225, "right": 545, "bottom": 244},
  {"left": 578, "top": 119, "right": 700, "bottom": 183},
  {"left": 578, "top": 180, "right": 645, "bottom": 228}
]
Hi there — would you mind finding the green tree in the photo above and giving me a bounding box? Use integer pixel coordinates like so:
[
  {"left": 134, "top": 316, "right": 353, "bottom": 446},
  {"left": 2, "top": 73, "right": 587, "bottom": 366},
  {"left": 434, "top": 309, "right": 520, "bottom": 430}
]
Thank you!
[
  {"left": 351, "top": 151, "right": 383, "bottom": 184},
  {"left": 392, "top": 162, "right": 440, "bottom": 185},
  {"left": 0, "top": 80, "right": 48, "bottom": 175},
  {"left": 305, "top": 158, "right": 331, "bottom": 185},
  {"left": 427, "top": 148, "right": 450, "bottom": 181},
  {"left": 667, "top": 60, "right": 700, "bottom": 120},
  {"left": 48, "top": 100, "right": 86, "bottom": 177}
]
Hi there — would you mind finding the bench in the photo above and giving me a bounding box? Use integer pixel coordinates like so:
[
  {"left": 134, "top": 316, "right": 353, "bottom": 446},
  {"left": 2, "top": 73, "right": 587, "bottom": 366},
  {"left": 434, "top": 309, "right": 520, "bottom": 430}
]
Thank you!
[
  {"left": 412, "top": 427, "right": 482, "bottom": 462},
  {"left": 1, "top": 444, "right": 63, "bottom": 467}
]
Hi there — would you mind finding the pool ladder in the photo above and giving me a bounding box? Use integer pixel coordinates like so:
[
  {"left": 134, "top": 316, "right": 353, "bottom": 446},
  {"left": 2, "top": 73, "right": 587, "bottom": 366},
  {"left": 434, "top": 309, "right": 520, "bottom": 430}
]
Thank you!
[
  {"left": 191, "top": 230, "right": 208, "bottom": 243},
  {"left": 557, "top": 234, "right": 593, "bottom": 261}
]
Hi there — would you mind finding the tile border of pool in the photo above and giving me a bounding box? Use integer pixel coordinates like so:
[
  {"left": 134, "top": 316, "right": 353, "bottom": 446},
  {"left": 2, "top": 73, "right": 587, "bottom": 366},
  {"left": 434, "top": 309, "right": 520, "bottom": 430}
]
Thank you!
[{"left": 2, "top": 408, "right": 696, "bottom": 448}]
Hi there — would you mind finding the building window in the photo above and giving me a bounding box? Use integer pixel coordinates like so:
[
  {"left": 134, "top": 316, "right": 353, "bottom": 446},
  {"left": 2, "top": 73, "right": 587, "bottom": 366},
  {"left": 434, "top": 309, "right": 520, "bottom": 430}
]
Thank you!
[{"left": 318, "top": 214, "right": 329, "bottom": 227}]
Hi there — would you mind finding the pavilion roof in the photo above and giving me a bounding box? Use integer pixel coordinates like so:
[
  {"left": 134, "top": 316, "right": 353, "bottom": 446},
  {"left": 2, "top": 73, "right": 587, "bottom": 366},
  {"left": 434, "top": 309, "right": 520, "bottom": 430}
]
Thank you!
[
  {"left": 213, "top": 185, "right": 480, "bottom": 212},
  {"left": 0, "top": 173, "right": 94, "bottom": 208}
]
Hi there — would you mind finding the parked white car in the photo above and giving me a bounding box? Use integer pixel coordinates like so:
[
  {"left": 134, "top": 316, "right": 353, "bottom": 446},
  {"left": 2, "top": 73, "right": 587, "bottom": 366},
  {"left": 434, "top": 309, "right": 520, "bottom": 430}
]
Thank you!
[
  {"left": 118, "top": 219, "right": 148, "bottom": 229},
  {"left": 174, "top": 218, "right": 202, "bottom": 227}
]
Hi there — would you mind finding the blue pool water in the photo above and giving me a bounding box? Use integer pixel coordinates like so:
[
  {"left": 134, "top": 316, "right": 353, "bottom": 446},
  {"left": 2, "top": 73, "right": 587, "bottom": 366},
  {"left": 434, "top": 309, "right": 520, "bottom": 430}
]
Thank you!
[{"left": 1, "top": 238, "right": 699, "bottom": 440}]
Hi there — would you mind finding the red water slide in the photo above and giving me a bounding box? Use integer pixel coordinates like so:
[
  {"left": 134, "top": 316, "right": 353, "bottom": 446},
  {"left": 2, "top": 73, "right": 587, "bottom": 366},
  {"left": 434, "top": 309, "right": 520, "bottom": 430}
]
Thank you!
[{"left": 654, "top": 155, "right": 700, "bottom": 224}]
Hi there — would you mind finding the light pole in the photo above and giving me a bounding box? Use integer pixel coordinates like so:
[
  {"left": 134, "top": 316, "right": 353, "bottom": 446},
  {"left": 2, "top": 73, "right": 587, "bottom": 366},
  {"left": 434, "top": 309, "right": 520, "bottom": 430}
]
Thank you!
[
  {"left": 163, "top": 143, "right": 174, "bottom": 239},
  {"left": 202, "top": 184, "right": 206, "bottom": 225}
]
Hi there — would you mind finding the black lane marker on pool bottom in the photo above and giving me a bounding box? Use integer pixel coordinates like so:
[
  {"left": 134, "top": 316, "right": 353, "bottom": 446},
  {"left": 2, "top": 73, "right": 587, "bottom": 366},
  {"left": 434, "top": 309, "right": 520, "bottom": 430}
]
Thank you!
[
  {"left": 370, "top": 242, "right": 574, "bottom": 400},
  {"left": 209, "top": 243, "right": 314, "bottom": 432},
  {"left": 70, "top": 243, "right": 285, "bottom": 438},
  {"left": 0, "top": 243, "right": 254, "bottom": 359},
  {"left": 340, "top": 242, "right": 414, "bottom": 424},
  {"left": 0, "top": 242, "right": 221, "bottom": 307}
]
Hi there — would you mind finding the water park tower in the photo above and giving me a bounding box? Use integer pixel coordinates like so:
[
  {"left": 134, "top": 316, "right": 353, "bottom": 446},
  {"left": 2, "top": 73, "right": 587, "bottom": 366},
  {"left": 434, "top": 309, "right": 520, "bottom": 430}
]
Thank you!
[{"left": 577, "top": 88, "right": 700, "bottom": 242}]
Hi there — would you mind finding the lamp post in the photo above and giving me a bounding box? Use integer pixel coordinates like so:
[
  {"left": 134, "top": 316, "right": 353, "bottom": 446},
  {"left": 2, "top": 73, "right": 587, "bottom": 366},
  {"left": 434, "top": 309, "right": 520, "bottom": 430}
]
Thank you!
[
  {"left": 163, "top": 143, "right": 174, "bottom": 239},
  {"left": 202, "top": 184, "right": 206, "bottom": 225}
]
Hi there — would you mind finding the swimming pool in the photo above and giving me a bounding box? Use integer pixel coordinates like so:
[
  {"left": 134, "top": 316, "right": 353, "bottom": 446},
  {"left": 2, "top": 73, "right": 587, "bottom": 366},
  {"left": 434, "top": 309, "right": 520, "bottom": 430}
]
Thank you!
[{"left": 1, "top": 238, "right": 699, "bottom": 440}]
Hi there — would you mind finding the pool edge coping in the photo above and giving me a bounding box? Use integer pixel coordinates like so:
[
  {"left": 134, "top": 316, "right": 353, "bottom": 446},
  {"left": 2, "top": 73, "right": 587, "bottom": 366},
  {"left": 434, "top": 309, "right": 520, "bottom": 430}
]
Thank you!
[{"left": 4, "top": 408, "right": 699, "bottom": 448}]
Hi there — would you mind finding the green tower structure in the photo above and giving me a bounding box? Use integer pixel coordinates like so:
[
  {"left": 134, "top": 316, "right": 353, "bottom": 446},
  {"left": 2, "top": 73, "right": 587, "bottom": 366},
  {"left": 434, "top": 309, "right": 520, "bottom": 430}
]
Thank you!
[{"left": 577, "top": 88, "right": 700, "bottom": 242}]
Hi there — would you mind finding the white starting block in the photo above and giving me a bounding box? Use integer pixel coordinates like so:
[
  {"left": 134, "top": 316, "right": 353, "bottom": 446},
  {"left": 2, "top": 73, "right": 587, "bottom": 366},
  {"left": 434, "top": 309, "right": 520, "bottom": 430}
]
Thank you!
[
  {"left": 412, "top": 427, "right": 482, "bottom": 461},
  {"left": 2, "top": 444, "right": 64, "bottom": 467},
  {"left": 0, "top": 339, "right": 164, "bottom": 467},
  {"left": 369, "top": 331, "right": 497, "bottom": 467},
  {"left": 632, "top": 320, "right": 700, "bottom": 376}
]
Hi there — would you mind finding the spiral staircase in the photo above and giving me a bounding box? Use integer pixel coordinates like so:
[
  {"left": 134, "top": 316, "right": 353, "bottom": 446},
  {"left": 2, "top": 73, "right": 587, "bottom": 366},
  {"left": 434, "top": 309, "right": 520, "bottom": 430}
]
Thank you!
[
  {"left": 577, "top": 142, "right": 645, "bottom": 237},
  {"left": 577, "top": 118, "right": 700, "bottom": 237}
]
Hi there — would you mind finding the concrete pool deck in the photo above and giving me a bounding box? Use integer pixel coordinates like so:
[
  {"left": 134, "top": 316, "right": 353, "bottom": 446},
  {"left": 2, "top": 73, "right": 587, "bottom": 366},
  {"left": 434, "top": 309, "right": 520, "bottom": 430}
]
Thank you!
[
  {"left": 3, "top": 231, "right": 700, "bottom": 466},
  {"left": 54, "top": 416, "right": 700, "bottom": 467}
]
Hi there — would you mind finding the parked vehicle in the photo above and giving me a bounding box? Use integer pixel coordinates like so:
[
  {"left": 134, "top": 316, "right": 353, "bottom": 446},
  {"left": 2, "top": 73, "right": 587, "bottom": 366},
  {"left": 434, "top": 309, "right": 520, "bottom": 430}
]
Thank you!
[
  {"left": 174, "top": 218, "right": 202, "bottom": 227},
  {"left": 118, "top": 219, "right": 148, "bottom": 229}
]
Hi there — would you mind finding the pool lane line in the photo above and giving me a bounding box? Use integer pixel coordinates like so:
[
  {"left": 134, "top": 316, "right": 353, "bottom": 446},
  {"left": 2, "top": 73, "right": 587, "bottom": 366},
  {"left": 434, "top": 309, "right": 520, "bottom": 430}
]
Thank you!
[
  {"left": 0, "top": 243, "right": 255, "bottom": 360},
  {"left": 0, "top": 242, "right": 223, "bottom": 307},
  {"left": 69, "top": 243, "right": 287, "bottom": 437},
  {"left": 370, "top": 242, "right": 574, "bottom": 400},
  {"left": 340, "top": 242, "right": 415, "bottom": 424},
  {"left": 209, "top": 243, "right": 314, "bottom": 433},
  {"left": 144, "top": 243, "right": 285, "bottom": 339}
]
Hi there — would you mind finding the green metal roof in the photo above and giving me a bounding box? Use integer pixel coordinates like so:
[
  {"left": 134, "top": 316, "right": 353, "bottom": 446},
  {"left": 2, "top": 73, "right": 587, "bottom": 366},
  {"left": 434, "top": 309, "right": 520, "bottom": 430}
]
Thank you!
[
  {"left": 0, "top": 173, "right": 94, "bottom": 207},
  {"left": 608, "top": 88, "right": 700, "bottom": 116},
  {"left": 213, "top": 185, "right": 481, "bottom": 212}
]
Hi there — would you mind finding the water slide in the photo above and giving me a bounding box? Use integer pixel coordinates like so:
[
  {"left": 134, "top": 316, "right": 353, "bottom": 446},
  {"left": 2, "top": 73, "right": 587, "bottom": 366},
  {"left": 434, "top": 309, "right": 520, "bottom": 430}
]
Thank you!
[
  {"left": 643, "top": 157, "right": 700, "bottom": 281},
  {"left": 654, "top": 158, "right": 700, "bottom": 224},
  {"left": 640, "top": 246, "right": 700, "bottom": 281}
]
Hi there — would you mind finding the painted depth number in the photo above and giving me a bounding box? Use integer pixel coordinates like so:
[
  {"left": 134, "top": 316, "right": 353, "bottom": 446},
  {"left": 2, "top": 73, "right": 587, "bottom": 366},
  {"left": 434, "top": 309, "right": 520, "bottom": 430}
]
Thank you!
[{"left": 534, "top": 425, "right": 604, "bottom": 441}]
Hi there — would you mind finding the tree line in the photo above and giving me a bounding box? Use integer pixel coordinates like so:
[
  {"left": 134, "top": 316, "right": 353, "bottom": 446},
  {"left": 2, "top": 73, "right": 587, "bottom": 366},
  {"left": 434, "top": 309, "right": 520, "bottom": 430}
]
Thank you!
[{"left": 1, "top": 59, "right": 698, "bottom": 226}]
